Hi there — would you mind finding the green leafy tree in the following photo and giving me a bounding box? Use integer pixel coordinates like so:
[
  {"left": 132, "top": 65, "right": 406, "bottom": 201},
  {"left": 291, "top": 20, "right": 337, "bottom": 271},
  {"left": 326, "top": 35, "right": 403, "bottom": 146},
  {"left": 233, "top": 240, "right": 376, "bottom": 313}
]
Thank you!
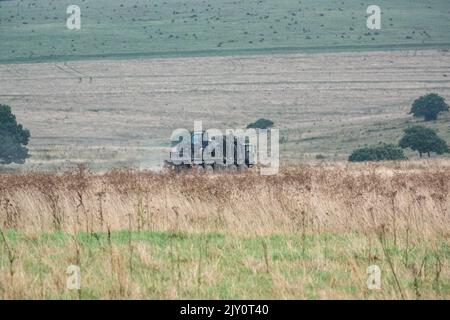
[
  {"left": 349, "top": 143, "right": 407, "bottom": 162},
  {"left": 0, "top": 104, "right": 30, "bottom": 165},
  {"left": 410, "top": 93, "right": 449, "bottom": 121},
  {"left": 399, "top": 126, "right": 449, "bottom": 158},
  {"left": 246, "top": 118, "right": 274, "bottom": 129}
]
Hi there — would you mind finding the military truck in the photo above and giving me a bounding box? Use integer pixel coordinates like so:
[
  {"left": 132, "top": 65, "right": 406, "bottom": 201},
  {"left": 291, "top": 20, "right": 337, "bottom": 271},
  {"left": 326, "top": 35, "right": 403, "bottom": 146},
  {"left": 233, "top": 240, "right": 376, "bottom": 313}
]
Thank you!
[{"left": 164, "top": 130, "right": 256, "bottom": 172}]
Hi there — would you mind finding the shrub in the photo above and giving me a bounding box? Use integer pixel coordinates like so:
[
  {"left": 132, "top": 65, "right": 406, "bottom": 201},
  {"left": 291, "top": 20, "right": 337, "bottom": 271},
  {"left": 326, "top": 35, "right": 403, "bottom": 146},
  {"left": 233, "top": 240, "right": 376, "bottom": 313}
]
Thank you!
[
  {"left": 349, "top": 143, "right": 407, "bottom": 162},
  {"left": 0, "top": 104, "right": 30, "bottom": 165},
  {"left": 247, "top": 118, "right": 274, "bottom": 129}
]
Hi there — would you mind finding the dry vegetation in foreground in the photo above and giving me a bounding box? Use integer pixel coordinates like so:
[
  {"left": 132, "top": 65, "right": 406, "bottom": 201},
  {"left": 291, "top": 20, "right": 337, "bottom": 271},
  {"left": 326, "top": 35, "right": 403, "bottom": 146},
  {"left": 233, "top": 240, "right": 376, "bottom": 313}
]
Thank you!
[{"left": 0, "top": 160, "right": 449, "bottom": 299}]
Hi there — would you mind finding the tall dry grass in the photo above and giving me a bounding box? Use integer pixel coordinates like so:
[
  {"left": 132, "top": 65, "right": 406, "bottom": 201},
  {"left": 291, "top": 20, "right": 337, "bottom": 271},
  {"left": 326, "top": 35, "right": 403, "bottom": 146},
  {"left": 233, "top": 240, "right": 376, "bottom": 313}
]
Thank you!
[
  {"left": 0, "top": 160, "right": 449, "bottom": 299},
  {"left": 0, "top": 161, "right": 449, "bottom": 236}
]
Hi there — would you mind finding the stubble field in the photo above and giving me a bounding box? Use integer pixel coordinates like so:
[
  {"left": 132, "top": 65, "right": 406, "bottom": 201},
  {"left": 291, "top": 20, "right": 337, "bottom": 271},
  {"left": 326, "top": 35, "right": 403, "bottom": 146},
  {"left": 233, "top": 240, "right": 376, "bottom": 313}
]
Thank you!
[{"left": 0, "top": 50, "right": 449, "bottom": 171}]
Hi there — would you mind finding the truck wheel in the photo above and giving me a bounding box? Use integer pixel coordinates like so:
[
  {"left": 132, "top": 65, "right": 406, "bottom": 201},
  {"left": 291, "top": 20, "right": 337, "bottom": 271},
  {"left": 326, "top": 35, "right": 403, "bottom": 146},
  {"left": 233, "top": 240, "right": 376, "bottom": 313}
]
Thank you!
[
  {"left": 205, "top": 165, "right": 214, "bottom": 173},
  {"left": 228, "top": 165, "right": 237, "bottom": 172},
  {"left": 214, "top": 164, "right": 225, "bottom": 172},
  {"left": 238, "top": 164, "right": 248, "bottom": 172},
  {"left": 196, "top": 166, "right": 205, "bottom": 173}
]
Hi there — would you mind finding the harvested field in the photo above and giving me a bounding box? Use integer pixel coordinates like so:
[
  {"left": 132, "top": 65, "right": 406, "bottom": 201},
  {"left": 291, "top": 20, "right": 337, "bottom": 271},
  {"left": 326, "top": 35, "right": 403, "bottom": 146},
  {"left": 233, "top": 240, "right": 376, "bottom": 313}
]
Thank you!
[{"left": 0, "top": 50, "right": 449, "bottom": 171}]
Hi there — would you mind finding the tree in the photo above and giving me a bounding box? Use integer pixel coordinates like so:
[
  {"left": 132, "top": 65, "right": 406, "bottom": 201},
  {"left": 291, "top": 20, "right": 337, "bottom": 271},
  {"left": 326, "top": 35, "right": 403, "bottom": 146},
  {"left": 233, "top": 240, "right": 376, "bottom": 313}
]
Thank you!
[
  {"left": 349, "top": 143, "right": 407, "bottom": 162},
  {"left": 399, "top": 126, "right": 449, "bottom": 158},
  {"left": 0, "top": 104, "right": 30, "bottom": 165},
  {"left": 410, "top": 93, "right": 449, "bottom": 121},
  {"left": 247, "top": 118, "right": 274, "bottom": 129}
]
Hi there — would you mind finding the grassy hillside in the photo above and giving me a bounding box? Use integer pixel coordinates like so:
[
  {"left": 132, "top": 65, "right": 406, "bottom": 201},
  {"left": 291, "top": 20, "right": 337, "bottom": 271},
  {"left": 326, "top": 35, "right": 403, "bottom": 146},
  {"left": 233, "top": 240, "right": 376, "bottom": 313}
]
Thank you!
[{"left": 1, "top": 0, "right": 450, "bottom": 63}]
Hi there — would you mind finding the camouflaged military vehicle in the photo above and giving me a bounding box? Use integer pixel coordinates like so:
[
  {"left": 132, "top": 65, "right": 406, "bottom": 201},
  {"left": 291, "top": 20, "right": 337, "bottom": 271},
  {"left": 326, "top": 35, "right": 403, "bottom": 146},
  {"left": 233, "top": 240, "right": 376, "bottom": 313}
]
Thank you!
[{"left": 164, "top": 130, "right": 256, "bottom": 172}]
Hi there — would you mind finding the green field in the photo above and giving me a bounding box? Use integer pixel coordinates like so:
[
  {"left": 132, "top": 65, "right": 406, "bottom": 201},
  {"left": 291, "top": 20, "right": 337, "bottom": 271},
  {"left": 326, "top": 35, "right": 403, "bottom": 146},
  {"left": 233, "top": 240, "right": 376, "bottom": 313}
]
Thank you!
[
  {"left": 1, "top": 230, "right": 449, "bottom": 299},
  {"left": 1, "top": 0, "right": 450, "bottom": 63}
]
